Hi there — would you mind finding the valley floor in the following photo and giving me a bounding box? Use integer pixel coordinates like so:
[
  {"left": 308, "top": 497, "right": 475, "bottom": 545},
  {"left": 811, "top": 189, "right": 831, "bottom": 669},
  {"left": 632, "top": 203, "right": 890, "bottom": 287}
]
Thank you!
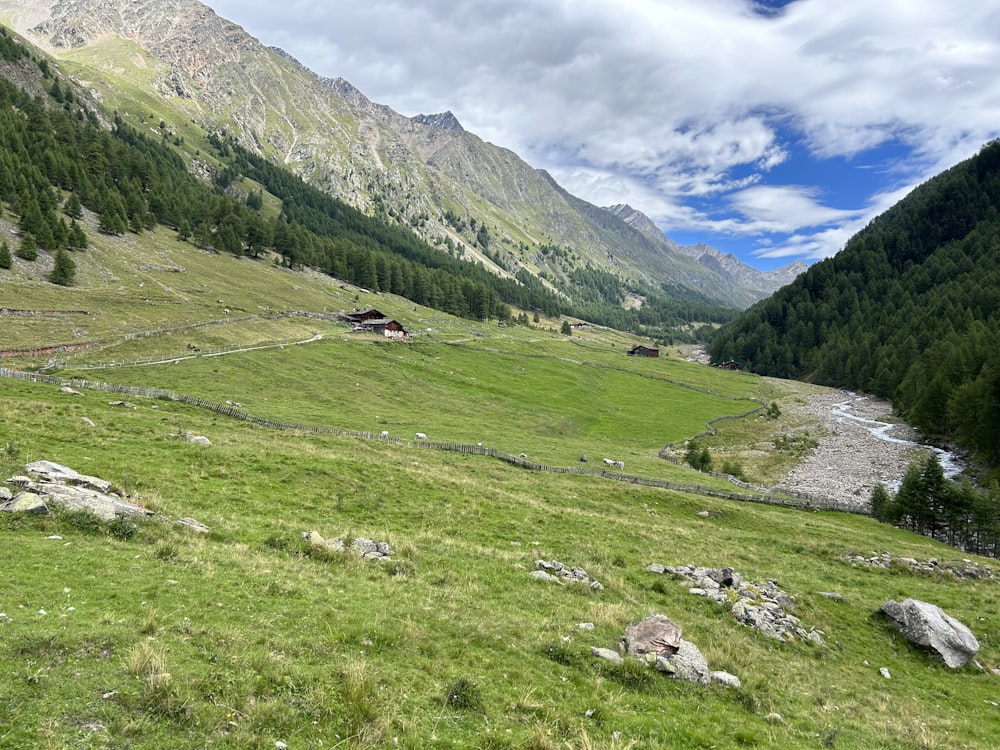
[{"left": 773, "top": 384, "right": 932, "bottom": 512}]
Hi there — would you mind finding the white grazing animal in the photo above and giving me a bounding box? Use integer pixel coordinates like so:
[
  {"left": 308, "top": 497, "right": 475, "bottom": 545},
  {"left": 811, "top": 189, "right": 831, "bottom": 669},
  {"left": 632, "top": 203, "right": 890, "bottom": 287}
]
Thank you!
[
  {"left": 415, "top": 432, "right": 428, "bottom": 440},
  {"left": 380, "top": 430, "right": 389, "bottom": 438}
]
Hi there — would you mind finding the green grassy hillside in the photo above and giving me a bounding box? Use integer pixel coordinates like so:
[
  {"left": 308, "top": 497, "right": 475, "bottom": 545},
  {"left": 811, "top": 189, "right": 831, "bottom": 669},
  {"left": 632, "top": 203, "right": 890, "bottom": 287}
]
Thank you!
[
  {"left": 3, "top": 370, "right": 999, "bottom": 749},
  {"left": 3, "top": 231, "right": 1000, "bottom": 749}
]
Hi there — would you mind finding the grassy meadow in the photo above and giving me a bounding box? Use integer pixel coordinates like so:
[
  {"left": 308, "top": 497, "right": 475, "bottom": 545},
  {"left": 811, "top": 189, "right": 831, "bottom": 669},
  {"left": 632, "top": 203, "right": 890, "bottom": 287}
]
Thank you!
[{"left": 2, "top": 232, "right": 1000, "bottom": 749}]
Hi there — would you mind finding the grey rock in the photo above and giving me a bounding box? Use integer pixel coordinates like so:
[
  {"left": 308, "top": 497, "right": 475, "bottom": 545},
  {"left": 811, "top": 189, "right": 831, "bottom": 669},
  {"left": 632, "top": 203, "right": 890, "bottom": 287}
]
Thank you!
[
  {"left": 655, "top": 640, "right": 710, "bottom": 685},
  {"left": 303, "top": 531, "right": 393, "bottom": 559},
  {"left": 0, "top": 487, "right": 11, "bottom": 501},
  {"left": 591, "top": 647, "right": 622, "bottom": 664},
  {"left": 879, "top": 667, "right": 891, "bottom": 679},
  {"left": 529, "top": 570, "right": 562, "bottom": 584},
  {"left": 710, "top": 670, "right": 742, "bottom": 688},
  {"left": 1, "top": 493, "right": 49, "bottom": 514},
  {"left": 24, "top": 460, "right": 112, "bottom": 493},
  {"left": 175, "top": 517, "right": 210, "bottom": 533},
  {"left": 880, "top": 598, "right": 979, "bottom": 668},
  {"left": 645, "top": 563, "right": 666, "bottom": 574},
  {"left": 803, "top": 630, "right": 825, "bottom": 645},
  {"left": 708, "top": 567, "right": 737, "bottom": 587},
  {"left": 818, "top": 591, "right": 844, "bottom": 600},
  {"left": 3, "top": 464, "right": 151, "bottom": 521},
  {"left": 24, "top": 482, "right": 149, "bottom": 521},
  {"left": 731, "top": 600, "right": 769, "bottom": 631},
  {"left": 662, "top": 563, "right": 823, "bottom": 645},
  {"left": 81, "top": 417, "right": 95, "bottom": 427},
  {"left": 532, "top": 558, "right": 602, "bottom": 589}
]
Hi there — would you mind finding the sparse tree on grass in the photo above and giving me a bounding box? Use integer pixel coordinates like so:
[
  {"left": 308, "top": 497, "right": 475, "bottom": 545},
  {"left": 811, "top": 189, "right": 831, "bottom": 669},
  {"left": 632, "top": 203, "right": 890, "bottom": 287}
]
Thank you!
[
  {"left": 0, "top": 239, "right": 11, "bottom": 269},
  {"left": 68, "top": 219, "right": 87, "bottom": 249},
  {"left": 50, "top": 247, "right": 76, "bottom": 286}
]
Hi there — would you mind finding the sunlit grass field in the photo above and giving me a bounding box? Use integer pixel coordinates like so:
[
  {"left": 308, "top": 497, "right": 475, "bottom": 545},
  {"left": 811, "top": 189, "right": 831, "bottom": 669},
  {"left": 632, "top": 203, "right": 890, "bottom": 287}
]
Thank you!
[
  {"left": 2, "top": 372, "right": 999, "bottom": 749},
  {"left": 2, "top": 230, "right": 999, "bottom": 749}
]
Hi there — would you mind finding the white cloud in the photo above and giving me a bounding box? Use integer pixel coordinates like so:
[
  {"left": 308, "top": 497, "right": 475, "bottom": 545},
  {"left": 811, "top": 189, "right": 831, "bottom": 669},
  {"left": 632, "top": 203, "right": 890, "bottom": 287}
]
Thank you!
[
  {"left": 208, "top": 0, "right": 1000, "bottom": 268},
  {"left": 728, "top": 185, "right": 862, "bottom": 233}
]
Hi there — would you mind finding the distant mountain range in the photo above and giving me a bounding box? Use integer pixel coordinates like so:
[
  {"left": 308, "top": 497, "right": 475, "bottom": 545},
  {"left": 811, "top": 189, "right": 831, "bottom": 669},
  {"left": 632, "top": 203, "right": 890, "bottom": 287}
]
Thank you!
[{"left": 0, "top": 0, "right": 803, "bottom": 308}]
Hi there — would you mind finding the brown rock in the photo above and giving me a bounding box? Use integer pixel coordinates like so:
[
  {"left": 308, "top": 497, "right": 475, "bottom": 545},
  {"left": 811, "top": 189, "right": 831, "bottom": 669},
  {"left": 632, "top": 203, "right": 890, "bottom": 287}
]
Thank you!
[{"left": 621, "top": 614, "right": 682, "bottom": 659}]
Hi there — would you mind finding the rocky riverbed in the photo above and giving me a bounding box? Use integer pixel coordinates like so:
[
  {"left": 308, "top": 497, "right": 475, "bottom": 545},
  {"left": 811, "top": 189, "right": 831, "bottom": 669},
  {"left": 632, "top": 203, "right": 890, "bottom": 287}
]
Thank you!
[{"left": 772, "top": 387, "right": 939, "bottom": 513}]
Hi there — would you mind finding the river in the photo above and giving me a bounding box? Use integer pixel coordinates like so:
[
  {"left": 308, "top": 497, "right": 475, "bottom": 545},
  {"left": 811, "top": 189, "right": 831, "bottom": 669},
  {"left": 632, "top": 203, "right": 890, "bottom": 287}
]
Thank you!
[{"left": 831, "top": 395, "right": 965, "bottom": 483}]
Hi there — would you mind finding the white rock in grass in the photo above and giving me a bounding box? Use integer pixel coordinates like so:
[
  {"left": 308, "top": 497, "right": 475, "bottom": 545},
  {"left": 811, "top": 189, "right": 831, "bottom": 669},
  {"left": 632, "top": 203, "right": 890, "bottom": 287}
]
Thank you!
[{"left": 710, "top": 670, "right": 742, "bottom": 688}]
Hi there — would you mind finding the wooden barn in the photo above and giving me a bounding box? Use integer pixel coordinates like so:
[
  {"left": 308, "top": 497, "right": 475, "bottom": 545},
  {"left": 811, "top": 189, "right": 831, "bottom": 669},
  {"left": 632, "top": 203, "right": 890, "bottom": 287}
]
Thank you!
[
  {"left": 366, "top": 318, "right": 410, "bottom": 341},
  {"left": 627, "top": 345, "right": 660, "bottom": 358},
  {"left": 344, "top": 308, "right": 386, "bottom": 324},
  {"left": 718, "top": 360, "right": 743, "bottom": 371}
]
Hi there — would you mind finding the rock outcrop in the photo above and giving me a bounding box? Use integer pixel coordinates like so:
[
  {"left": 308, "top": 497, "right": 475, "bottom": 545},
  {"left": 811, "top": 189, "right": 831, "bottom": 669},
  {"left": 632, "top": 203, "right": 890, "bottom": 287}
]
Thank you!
[
  {"left": 301, "top": 531, "right": 393, "bottom": 561},
  {"left": 1, "top": 461, "right": 152, "bottom": 521},
  {"left": 646, "top": 564, "right": 824, "bottom": 645},
  {"left": 880, "top": 598, "right": 979, "bottom": 668},
  {"left": 530, "top": 559, "right": 604, "bottom": 590},
  {"left": 592, "top": 613, "right": 739, "bottom": 688},
  {"left": 844, "top": 551, "right": 995, "bottom": 580}
]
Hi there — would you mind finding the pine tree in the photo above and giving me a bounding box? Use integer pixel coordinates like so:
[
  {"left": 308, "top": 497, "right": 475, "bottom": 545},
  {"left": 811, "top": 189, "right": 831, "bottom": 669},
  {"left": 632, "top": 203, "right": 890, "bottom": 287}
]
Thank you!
[
  {"left": 69, "top": 220, "right": 87, "bottom": 249},
  {"left": 870, "top": 484, "right": 894, "bottom": 522},
  {"left": 16, "top": 231, "right": 37, "bottom": 260},
  {"left": 50, "top": 247, "right": 76, "bottom": 286},
  {"left": 64, "top": 192, "right": 82, "bottom": 219},
  {"left": 0, "top": 239, "right": 11, "bottom": 269}
]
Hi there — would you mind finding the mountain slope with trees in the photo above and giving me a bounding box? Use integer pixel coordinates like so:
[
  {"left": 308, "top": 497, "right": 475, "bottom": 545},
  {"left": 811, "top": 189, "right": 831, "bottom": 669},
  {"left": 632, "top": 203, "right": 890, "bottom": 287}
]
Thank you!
[
  {"left": 0, "top": 22, "right": 738, "bottom": 340},
  {"left": 0, "top": 0, "right": 800, "bottom": 311},
  {"left": 709, "top": 140, "right": 1000, "bottom": 469}
]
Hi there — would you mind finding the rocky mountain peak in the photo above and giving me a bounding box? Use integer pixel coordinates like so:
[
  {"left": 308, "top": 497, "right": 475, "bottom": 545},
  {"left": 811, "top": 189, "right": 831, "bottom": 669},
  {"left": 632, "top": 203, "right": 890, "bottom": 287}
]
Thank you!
[
  {"left": 602, "top": 203, "right": 805, "bottom": 298},
  {"left": 0, "top": 0, "right": 802, "bottom": 309},
  {"left": 411, "top": 111, "right": 464, "bottom": 132},
  {"left": 605, "top": 204, "right": 681, "bottom": 251}
]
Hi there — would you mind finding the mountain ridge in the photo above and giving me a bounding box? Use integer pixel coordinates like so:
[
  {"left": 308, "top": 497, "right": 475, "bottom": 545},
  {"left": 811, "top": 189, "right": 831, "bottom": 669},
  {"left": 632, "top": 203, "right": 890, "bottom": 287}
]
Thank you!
[{"left": 0, "top": 0, "right": 801, "bottom": 308}]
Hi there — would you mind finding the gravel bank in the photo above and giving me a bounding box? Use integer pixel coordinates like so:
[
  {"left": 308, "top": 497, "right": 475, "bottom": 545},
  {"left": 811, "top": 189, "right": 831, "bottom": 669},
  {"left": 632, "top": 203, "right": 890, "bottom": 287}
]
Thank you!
[{"left": 773, "top": 389, "right": 931, "bottom": 513}]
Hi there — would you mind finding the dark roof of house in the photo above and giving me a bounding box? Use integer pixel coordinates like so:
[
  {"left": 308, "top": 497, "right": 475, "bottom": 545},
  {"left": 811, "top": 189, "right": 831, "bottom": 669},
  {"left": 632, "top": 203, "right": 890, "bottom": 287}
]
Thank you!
[{"left": 366, "top": 318, "right": 408, "bottom": 330}]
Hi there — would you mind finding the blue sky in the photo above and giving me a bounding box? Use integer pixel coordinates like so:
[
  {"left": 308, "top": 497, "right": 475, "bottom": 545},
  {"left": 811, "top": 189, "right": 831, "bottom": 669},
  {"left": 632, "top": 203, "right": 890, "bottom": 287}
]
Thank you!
[{"left": 207, "top": 0, "right": 1000, "bottom": 272}]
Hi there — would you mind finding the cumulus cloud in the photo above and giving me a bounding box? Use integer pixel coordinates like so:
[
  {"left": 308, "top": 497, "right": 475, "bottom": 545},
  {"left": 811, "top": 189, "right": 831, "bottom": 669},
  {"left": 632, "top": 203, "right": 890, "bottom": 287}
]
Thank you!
[{"left": 209, "top": 0, "right": 1000, "bottom": 267}]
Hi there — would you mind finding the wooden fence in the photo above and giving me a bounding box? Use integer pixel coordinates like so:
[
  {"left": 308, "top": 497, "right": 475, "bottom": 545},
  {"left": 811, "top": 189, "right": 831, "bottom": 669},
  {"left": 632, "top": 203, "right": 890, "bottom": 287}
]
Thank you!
[{"left": 0, "top": 366, "right": 860, "bottom": 515}]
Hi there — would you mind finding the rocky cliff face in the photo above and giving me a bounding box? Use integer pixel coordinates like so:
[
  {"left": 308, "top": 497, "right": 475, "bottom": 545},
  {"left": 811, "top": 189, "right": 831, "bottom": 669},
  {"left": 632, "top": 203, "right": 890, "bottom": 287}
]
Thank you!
[
  {"left": 605, "top": 204, "right": 806, "bottom": 303},
  {"left": 0, "top": 0, "right": 797, "bottom": 307}
]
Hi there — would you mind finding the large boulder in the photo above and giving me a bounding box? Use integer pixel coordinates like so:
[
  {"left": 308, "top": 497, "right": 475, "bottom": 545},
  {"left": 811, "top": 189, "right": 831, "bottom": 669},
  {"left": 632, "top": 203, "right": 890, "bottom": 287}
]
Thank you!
[
  {"left": 621, "top": 613, "right": 682, "bottom": 659},
  {"left": 4, "top": 462, "right": 151, "bottom": 521},
  {"left": 24, "top": 460, "right": 112, "bottom": 493},
  {"left": 654, "top": 640, "right": 711, "bottom": 685},
  {"left": 880, "top": 598, "right": 979, "bottom": 668}
]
